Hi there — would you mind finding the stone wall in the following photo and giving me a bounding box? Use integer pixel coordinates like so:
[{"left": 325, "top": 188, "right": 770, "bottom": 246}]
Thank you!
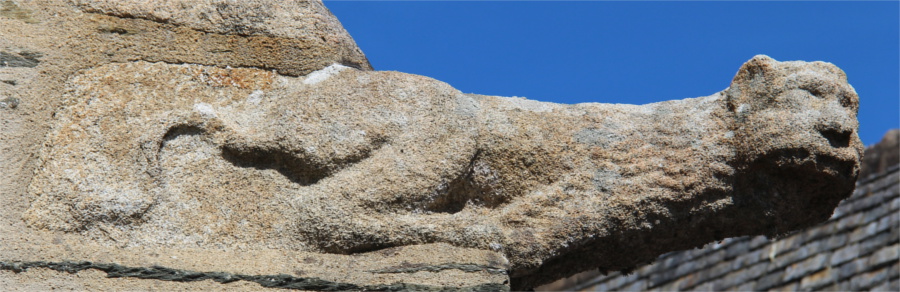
[{"left": 543, "top": 129, "right": 899, "bottom": 291}]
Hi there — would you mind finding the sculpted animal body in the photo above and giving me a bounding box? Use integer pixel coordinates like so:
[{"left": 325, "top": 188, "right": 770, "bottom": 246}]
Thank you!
[{"left": 24, "top": 55, "right": 862, "bottom": 288}]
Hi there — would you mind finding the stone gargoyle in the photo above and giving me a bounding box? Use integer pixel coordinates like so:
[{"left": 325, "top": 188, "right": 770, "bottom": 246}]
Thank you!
[
  {"left": 9, "top": 0, "right": 862, "bottom": 289},
  {"left": 23, "top": 55, "right": 862, "bottom": 288}
]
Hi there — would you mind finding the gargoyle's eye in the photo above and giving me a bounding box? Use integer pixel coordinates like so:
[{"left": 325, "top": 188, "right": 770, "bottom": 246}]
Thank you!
[{"left": 799, "top": 84, "right": 827, "bottom": 99}]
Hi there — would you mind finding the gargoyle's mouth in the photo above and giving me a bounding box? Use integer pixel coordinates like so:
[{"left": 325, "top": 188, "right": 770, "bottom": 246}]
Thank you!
[
  {"left": 732, "top": 144, "right": 859, "bottom": 233},
  {"left": 762, "top": 147, "right": 858, "bottom": 180}
]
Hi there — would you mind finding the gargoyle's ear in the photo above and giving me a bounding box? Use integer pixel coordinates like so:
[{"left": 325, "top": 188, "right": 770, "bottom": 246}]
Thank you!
[
  {"left": 725, "top": 55, "right": 779, "bottom": 112},
  {"left": 732, "top": 55, "right": 777, "bottom": 84}
]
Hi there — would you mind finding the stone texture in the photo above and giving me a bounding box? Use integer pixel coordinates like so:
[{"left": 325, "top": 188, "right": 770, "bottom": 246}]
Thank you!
[
  {"left": 0, "top": 242, "right": 511, "bottom": 291},
  {"left": 21, "top": 55, "right": 862, "bottom": 289},
  {"left": 1, "top": 0, "right": 867, "bottom": 290},
  {"left": 68, "top": 0, "right": 371, "bottom": 75},
  {"left": 1, "top": 268, "right": 274, "bottom": 291}
]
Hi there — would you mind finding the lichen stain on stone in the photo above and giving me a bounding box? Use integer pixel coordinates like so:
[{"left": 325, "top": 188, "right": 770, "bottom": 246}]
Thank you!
[
  {"left": 97, "top": 26, "right": 139, "bottom": 35},
  {"left": 0, "top": 0, "right": 37, "bottom": 24},
  {"left": 0, "top": 51, "right": 41, "bottom": 68},
  {"left": 187, "top": 66, "right": 275, "bottom": 89},
  {"left": 1, "top": 96, "right": 19, "bottom": 109}
]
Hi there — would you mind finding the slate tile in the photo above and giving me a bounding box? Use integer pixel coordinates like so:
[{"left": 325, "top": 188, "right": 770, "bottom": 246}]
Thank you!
[
  {"left": 823, "top": 280, "right": 851, "bottom": 292},
  {"left": 878, "top": 186, "right": 896, "bottom": 198},
  {"left": 804, "top": 239, "right": 825, "bottom": 255},
  {"left": 715, "top": 262, "right": 767, "bottom": 291},
  {"left": 725, "top": 239, "right": 751, "bottom": 260},
  {"left": 680, "top": 267, "right": 711, "bottom": 289},
  {"left": 861, "top": 231, "right": 893, "bottom": 256},
  {"left": 670, "top": 252, "right": 691, "bottom": 267},
  {"left": 853, "top": 181, "right": 872, "bottom": 194},
  {"left": 837, "top": 258, "right": 867, "bottom": 280},
  {"left": 851, "top": 193, "right": 886, "bottom": 213},
  {"left": 853, "top": 179, "right": 872, "bottom": 192},
  {"left": 675, "top": 273, "right": 701, "bottom": 290},
  {"left": 766, "top": 281, "right": 798, "bottom": 292},
  {"left": 876, "top": 172, "right": 900, "bottom": 191},
  {"left": 869, "top": 172, "right": 899, "bottom": 192},
  {"left": 712, "top": 274, "right": 736, "bottom": 291},
  {"left": 755, "top": 270, "right": 785, "bottom": 291},
  {"left": 707, "top": 260, "right": 731, "bottom": 280},
  {"left": 867, "top": 243, "right": 900, "bottom": 267},
  {"left": 891, "top": 225, "right": 900, "bottom": 244},
  {"left": 619, "top": 278, "right": 647, "bottom": 292},
  {"left": 849, "top": 221, "right": 880, "bottom": 243},
  {"left": 889, "top": 262, "right": 899, "bottom": 280},
  {"left": 689, "top": 244, "right": 714, "bottom": 258},
  {"left": 647, "top": 268, "right": 678, "bottom": 288},
  {"left": 890, "top": 196, "right": 899, "bottom": 211},
  {"left": 784, "top": 253, "right": 828, "bottom": 282},
  {"left": 654, "top": 276, "right": 684, "bottom": 292},
  {"left": 587, "top": 282, "right": 609, "bottom": 291},
  {"left": 586, "top": 275, "right": 615, "bottom": 286},
  {"left": 677, "top": 250, "right": 722, "bottom": 279},
  {"left": 770, "top": 246, "right": 813, "bottom": 272},
  {"left": 863, "top": 204, "right": 890, "bottom": 225},
  {"left": 606, "top": 271, "right": 639, "bottom": 290},
  {"left": 771, "top": 235, "right": 801, "bottom": 256},
  {"left": 673, "top": 260, "right": 698, "bottom": 279},
  {"left": 799, "top": 267, "right": 835, "bottom": 291},
  {"left": 692, "top": 281, "right": 713, "bottom": 292},
  {"left": 872, "top": 280, "right": 894, "bottom": 292},
  {"left": 705, "top": 250, "right": 725, "bottom": 267},
  {"left": 746, "top": 262, "right": 770, "bottom": 281},
  {"left": 830, "top": 243, "right": 860, "bottom": 266},
  {"left": 850, "top": 267, "right": 889, "bottom": 290},
  {"left": 601, "top": 275, "right": 624, "bottom": 290},
  {"left": 803, "top": 223, "right": 836, "bottom": 242},
  {"left": 734, "top": 280, "right": 756, "bottom": 292},
  {"left": 660, "top": 253, "right": 682, "bottom": 271},
  {"left": 637, "top": 262, "right": 659, "bottom": 275},
  {"left": 823, "top": 233, "right": 848, "bottom": 251},
  {"left": 830, "top": 201, "right": 851, "bottom": 220},
  {"left": 835, "top": 213, "right": 864, "bottom": 232},
  {"left": 731, "top": 249, "right": 764, "bottom": 270},
  {"left": 749, "top": 236, "right": 770, "bottom": 250},
  {"left": 878, "top": 212, "right": 899, "bottom": 234}
]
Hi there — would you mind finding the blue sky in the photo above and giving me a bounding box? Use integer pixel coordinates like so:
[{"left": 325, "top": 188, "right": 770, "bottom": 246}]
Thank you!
[{"left": 326, "top": 1, "right": 899, "bottom": 146}]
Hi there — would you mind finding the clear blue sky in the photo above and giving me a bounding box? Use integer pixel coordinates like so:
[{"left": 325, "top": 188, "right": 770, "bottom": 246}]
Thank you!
[{"left": 326, "top": 1, "right": 899, "bottom": 146}]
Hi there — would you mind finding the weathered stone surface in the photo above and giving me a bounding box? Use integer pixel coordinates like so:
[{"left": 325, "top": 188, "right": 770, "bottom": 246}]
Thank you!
[
  {"left": 22, "top": 55, "right": 862, "bottom": 289},
  {"left": 0, "top": 242, "right": 510, "bottom": 291},
  {"left": 68, "top": 0, "right": 371, "bottom": 74},
  {"left": 1, "top": 0, "right": 863, "bottom": 290}
]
